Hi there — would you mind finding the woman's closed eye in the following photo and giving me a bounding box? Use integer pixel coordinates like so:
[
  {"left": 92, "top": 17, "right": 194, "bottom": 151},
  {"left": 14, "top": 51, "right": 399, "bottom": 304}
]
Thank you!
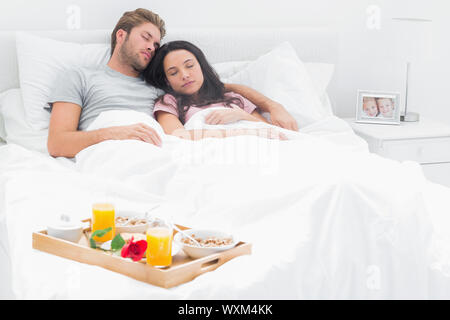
[{"left": 169, "top": 65, "right": 193, "bottom": 76}]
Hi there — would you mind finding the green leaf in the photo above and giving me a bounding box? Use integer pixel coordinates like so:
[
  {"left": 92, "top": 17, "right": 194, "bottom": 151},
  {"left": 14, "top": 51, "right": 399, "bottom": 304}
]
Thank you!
[
  {"left": 111, "top": 234, "right": 125, "bottom": 252},
  {"left": 91, "top": 227, "right": 112, "bottom": 239},
  {"left": 90, "top": 237, "right": 97, "bottom": 249},
  {"left": 89, "top": 227, "right": 112, "bottom": 249}
]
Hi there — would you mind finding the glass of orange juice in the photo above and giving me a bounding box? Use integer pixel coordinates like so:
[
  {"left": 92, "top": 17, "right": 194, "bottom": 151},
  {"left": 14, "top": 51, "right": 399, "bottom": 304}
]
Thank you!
[
  {"left": 91, "top": 203, "right": 115, "bottom": 243},
  {"left": 146, "top": 217, "right": 173, "bottom": 268}
]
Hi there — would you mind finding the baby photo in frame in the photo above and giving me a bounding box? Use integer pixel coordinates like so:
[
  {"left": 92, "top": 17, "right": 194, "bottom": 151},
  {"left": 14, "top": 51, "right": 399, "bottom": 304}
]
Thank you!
[{"left": 356, "top": 90, "right": 401, "bottom": 125}]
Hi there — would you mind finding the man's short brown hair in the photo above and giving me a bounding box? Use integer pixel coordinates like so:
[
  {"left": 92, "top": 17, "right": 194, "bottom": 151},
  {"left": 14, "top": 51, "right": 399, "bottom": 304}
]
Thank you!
[{"left": 111, "top": 8, "right": 166, "bottom": 54}]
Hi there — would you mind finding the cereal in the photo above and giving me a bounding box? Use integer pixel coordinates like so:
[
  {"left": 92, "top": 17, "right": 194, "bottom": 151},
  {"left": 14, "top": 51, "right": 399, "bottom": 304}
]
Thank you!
[
  {"left": 115, "top": 217, "right": 147, "bottom": 226},
  {"left": 181, "top": 234, "right": 233, "bottom": 247}
]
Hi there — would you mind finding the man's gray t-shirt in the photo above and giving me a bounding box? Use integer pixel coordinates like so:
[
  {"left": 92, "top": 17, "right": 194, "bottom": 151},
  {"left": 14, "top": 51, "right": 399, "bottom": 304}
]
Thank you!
[{"left": 46, "top": 65, "right": 164, "bottom": 131}]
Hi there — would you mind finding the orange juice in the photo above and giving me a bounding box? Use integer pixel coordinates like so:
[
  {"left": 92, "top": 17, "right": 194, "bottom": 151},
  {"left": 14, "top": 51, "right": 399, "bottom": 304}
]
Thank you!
[
  {"left": 146, "top": 227, "right": 172, "bottom": 267},
  {"left": 91, "top": 203, "right": 115, "bottom": 242}
]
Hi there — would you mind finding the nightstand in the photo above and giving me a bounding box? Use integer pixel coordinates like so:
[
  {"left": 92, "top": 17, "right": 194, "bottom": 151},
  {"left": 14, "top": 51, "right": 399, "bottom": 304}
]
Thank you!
[{"left": 344, "top": 117, "right": 450, "bottom": 188}]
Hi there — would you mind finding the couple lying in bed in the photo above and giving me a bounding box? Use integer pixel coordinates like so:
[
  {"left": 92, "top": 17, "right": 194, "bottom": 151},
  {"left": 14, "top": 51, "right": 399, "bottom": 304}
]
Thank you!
[{"left": 46, "top": 8, "right": 296, "bottom": 158}]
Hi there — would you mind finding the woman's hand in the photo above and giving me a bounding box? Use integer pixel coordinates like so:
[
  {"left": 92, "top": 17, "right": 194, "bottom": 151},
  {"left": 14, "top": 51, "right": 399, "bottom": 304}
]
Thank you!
[{"left": 205, "top": 105, "right": 253, "bottom": 125}]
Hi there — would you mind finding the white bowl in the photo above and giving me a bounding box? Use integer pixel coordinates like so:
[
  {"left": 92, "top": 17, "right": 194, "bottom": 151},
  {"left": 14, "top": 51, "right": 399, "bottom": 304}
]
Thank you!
[
  {"left": 115, "top": 222, "right": 148, "bottom": 234},
  {"left": 115, "top": 213, "right": 149, "bottom": 234},
  {"left": 174, "top": 229, "right": 238, "bottom": 259},
  {"left": 47, "top": 221, "right": 84, "bottom": 243}
]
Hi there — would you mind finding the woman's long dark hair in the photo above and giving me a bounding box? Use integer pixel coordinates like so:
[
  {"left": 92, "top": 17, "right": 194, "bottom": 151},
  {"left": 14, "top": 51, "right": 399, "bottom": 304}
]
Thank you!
[{"left": 144, "top": 40, "right": 244, "bottom": 124}]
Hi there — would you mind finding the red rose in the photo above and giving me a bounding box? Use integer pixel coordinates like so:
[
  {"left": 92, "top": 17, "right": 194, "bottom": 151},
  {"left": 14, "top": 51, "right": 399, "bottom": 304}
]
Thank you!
[{"left": 121, "top": 237, "right": 148, "bottom": 262}]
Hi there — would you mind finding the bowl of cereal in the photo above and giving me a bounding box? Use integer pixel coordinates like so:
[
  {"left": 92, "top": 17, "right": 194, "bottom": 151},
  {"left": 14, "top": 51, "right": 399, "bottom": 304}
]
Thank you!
[
  {"left": 173, "top": 229, "right": 238, "bottom": 259},
  {"left": 115, "top": 216, "right": 148, "bottom": 234}
]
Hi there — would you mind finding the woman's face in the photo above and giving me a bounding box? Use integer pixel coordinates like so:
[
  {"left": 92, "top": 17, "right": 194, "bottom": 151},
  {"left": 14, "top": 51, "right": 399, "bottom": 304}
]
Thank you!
[{"left": 163, "top": 49, "right": 204, "bottom": 96}]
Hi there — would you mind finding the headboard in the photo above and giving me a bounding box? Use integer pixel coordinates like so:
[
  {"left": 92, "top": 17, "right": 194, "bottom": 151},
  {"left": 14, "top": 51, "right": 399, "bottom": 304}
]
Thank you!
[{"left": 0, "top": 27, "right": 339, "bottom": 93}]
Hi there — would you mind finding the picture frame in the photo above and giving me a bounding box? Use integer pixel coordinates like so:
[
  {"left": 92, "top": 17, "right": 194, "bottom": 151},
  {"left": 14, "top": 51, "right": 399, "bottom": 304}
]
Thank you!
[{"left": 356, "top": 90, "right": 401, "bottom": 125}]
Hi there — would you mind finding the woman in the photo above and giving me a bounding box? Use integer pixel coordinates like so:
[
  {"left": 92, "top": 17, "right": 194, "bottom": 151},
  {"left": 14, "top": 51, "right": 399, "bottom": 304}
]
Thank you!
[{"left": 144, "top": 40, "right": 286, "bottom": 141}]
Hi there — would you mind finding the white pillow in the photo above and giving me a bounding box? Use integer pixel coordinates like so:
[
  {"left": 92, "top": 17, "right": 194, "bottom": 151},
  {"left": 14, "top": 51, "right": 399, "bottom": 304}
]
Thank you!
[
  {"left": 223, "top": 42, "right": 330, "bottom": 128},
  {"left": 304, "top": 63, "right": 335, "bottom": 114},
  {"left": 0, "top": 91, "right": 8, "bottom": 142},
  {"left": 16, "top": 32, "right": 110, "bottom": 130},
  {"left": 213, "top": 61, "right": 251, "bottom": 80},
  {"left": 304, "top": 63, "right": 334, "bottom": 101},
  {"left": 0, "top": 88, "right": 48, "bottom": 154},
  {"left": 214, "top": 60, "right": 335, "bottom": 115},
  {"left": 214, "top": 60, "right": 332, "bottom": 96}
]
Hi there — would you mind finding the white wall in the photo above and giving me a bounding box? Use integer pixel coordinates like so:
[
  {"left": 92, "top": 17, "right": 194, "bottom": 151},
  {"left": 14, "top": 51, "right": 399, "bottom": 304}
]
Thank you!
[{"left": 1, "top": 0, "right": 449, "bottom": 122}]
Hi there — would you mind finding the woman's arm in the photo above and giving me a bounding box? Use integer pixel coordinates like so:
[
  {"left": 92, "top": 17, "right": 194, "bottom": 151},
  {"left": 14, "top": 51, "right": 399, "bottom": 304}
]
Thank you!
[
  {"left": 224, "top": 83, "right": 298, "bottom": 131},
  {"left": 155, "top": 111, "right": 231, "bottom": 140},
  {"left": 155, "top": 111, "right": 285, "bottom": 140},
  {"left": 204, "top": 105, "right": 268, "bottom": 125}
]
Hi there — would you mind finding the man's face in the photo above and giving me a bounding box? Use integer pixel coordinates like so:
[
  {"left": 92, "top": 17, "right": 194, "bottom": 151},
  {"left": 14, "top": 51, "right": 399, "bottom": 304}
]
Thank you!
[{"left": 117, "top": 22, "right": 161, "bottom": 72}]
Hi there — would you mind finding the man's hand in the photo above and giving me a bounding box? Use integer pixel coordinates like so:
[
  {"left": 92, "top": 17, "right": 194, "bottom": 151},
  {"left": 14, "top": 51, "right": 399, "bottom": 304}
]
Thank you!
[
  {"left": 223, "top": 83, "right": 298, "bottom": 131},
  {"left": 48, "top": 102, "right": 163, "bottom": 158},
  {"left": 103, "top": 123, "right": 162, "bottom": 146},
  {"left": 266, "top": 101, "right": 299, "bottom": 131}
]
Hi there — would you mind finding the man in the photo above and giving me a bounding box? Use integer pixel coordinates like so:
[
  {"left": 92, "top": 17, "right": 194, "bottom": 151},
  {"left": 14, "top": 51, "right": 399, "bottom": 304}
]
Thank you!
[{"left": 46, "top": 8, "right": 298, "bottom": 158}]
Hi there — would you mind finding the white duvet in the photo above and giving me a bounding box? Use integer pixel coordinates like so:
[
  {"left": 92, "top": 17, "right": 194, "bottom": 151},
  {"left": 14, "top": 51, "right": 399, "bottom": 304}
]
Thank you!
[{"left": 2, "top": 109, "right": 450, "bottom": 299}]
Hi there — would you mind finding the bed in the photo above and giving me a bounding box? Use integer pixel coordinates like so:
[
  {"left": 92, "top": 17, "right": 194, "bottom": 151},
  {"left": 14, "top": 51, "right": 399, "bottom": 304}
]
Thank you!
[{"left": 1, "top": 27, "right": 450, "bottom": 300}]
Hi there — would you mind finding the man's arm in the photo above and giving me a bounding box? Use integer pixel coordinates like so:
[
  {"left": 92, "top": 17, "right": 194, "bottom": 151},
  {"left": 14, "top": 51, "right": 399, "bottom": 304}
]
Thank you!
[
  {"left": 47, "top": 102, "right": 161, "bottom": 158},
  {"left": 224, "top": 83, "right": 299, "bottom": 131}
]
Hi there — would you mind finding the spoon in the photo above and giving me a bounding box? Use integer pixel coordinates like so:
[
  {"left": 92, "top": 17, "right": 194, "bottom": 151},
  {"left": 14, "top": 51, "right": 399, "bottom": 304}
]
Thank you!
[{"left": 172, "top": 224, "right": 203, "bottom": 247}]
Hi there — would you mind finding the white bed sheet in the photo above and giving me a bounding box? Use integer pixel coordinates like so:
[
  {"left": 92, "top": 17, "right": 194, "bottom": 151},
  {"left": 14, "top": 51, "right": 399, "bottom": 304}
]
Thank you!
[{"left": 2, "top": 111, "right": 450, "bottom": 299}]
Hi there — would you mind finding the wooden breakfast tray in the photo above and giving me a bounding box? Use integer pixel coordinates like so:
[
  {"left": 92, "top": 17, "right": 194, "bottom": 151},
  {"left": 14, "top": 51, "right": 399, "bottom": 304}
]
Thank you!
[{"left": 32, "top": 220, "right": 252, "bottom": 289}]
